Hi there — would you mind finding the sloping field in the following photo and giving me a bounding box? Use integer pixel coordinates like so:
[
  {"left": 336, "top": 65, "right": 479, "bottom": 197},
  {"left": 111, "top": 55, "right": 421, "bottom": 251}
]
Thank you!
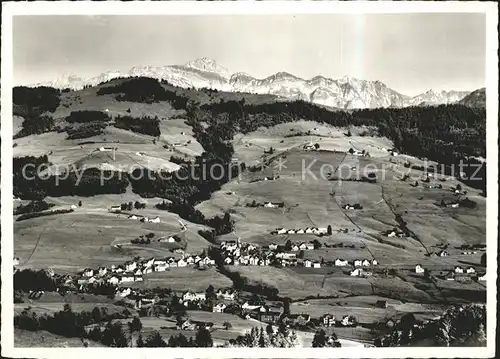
[
  {"left": 15, "top": 329, "right": 104, "bottom": 348},
  {"left": 14, "top": 197, "right": 213, "bottom": 272},
  {"left": 123, "top": 267, "right": 232, "bottom": 292}
]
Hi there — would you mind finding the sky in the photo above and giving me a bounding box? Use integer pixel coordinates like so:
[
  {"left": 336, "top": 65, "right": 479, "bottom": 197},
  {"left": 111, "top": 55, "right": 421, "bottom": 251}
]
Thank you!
[{"left": 13, "top": 13, "right": 486, "bottom": 96}]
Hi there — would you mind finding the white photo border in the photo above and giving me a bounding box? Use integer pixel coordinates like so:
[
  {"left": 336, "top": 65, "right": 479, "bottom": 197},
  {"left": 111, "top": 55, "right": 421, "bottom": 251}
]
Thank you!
[{"left": 1, "top": 1, "right": 498, "bottom": 358}]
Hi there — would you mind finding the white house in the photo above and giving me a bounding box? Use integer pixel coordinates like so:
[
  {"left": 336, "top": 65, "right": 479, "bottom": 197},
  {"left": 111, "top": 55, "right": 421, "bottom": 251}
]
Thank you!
[
  {"left": 304, "top": 260, "right": 312, "bottom": 268},
  {"left": 372, "top": 259, "right": 378, "bottom": 266},
  {"left": 82, "top": 268, "right": 94, "bottom": 277},
  {"left": 134, "top": 276, "right": 143, "bottom": 282},
  {"left": 154, "top": 263, "right": 169, "bottom": 272},
  {"left": 107, "top": 276, "right": 120, "bottom": 285},
  {"left": 350, "top": 268, "right": 363, "bottom": 277},
  {"left": 143, "top": 267, "right": 153, "bottom": 274},
  {"left": 287, "top": 229, "right": 296, "bottom": 234},
  {"left": 478, "top": 273, "right": 487, "bottom": 281},
  {"left": 291, "top": 245, "right": 300, "bottom": 252},
  {"left": 125, "top": 261, "right": 137, "bottom": 272},
  {"left": 305, "top": 228, "right": 314, "bottom": 234},
  {"left": 108, "top": 206, "right": 121, "bottom": 213},
  {"left": 224, "top": 257, "right": 233, "bottom": 265},
  {"left": 116, "top": 287, "right": 131, "bottom": 298},
  {"left": 298, "top": 243, "right": 308, "bottom": 251},
  {"left": 212, "top": 303, "right": 227, "bottom": 313},
  {"left": 177, "top": 258, "right": 188, "bottom": 268},
  {"left": 98, "top": 267, "right": 107, "bottom": 277},
  {"left": 182, "top": 291, "right": 206, "bottom": 302},
  {"left": 269, "top": 244, "right": 279, "bottom": 251},
  {"left": 277, "top": 228, "right": 287, "bottom": 235},
  {"left": 242, "top": 301, "right": 261, "bottom": 311},
  {"left": 466, "top": 267, "right": 476, "bottom": 274},
  {"left": 387, "top": 231, "right": 397, "bottom": 238},
  {"left": 454, "top": 266, "right": 464, "bottom": 274},
  {"left": 129, "top": 215, "right": 138, "bottom": 220},
  {"left": 438, "top": 250, "right": 449, "bottom": 257},
  {"left": 313, "top": 262, "right": 321, "bottom": 268},
  {"left": 264, "top": 202, "right": 278, "bottom": 208},
  {"left": 306, "top": 243, "right": 315, "bottom": 250},
  {"left": 217, "top": 289, "right": 237, "bottom": 301},
  {"left": 415, "top": 264, "right": 425, "bottom": 274},
  {"left": 335, "top": 258, "right": 348, "bottom": 267},
  {"left": 362, "top": 259, "right": 371, "bottom": 267},
  {"left": 159, "top": 236, "right": 175, "bottom": 243},
  {"left": 149, "top": 216, "right": 161, "bottom": 223},
  {"left": 353, "top": 260, "right": 362, "bottom": 267},
  {"left": 134, "top": 268, "right": 143, "bottom": 276},
  {"left": 13, "top": 257, "right": 20, "bottom": 266},
  {"left": 296, "top": 229, "right": 305, "bottom": 234},
  {"left": 121, "top": 275, "right": 135, "bottom": 283}
]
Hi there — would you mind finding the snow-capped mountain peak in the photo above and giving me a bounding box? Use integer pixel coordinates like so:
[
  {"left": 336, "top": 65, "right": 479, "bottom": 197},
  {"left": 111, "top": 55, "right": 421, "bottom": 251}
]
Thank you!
[
  {"left": 184, "top": 57, "right": 231, "bottom": 79},
  {"left": 26, "top": 58, "right": 477, "bottom": 110}
]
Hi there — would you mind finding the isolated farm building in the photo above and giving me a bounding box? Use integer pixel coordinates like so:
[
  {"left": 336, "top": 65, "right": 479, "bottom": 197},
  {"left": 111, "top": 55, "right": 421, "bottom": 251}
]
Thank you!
[
  {"left": 313, "top": 262, "right": 321, "bottom": 268},
  {"left": 108, "top": 205, "right": 122, "bottom": 213},
  {"left": 415, "top": 264, "right": 425, "bottom": 274},
  {"left": 478, "top": 273, "right": 487, "bottom": 281},
  {"left": 387, "top": 230, "right": 397, "bottom": 238},
  {"left": 454, "top": 266, "right": 464, "bottom": 274},
  {"left": 149, "top": 216, "right": 161, "bottom": 223},
  {"left": 466, "top": 267, "right": 476, "bottom": 274},
  {"left": 316, "top": 227, "right": 328, "bottom": 234},
  {"left": 264, "top": 202, "right": 278, "bottom": 208},
  {"left": 13, "top": 257, "right": 20, "bottom": 266},
  {"left": 353, "top": 259, "right": 363, "bottom": 267},
  {"left": 82, "top": 268, "right": 94, "bottom": 277},
  {"left": 320, "top": 314, "right": 336, "bottom": 327},
  {"left": 375, "top": 300, "right": 388, "bottom": 309},
  {"left": 335, "top": 258, "right": 348, "bottom": 267},
  {"left": 362, "top": 259, "right": 371, "bottom": 267},
  {"left": 97, "top": 267, "right": 107, "bottom": 277},
  {"left": 128, "top": 215, "right": 138, "bottom": 220},
  {"left": 438, "top": 250, "right": 449, "bottom": 257},
  {"left": 212, "top": 302, "right": 227, "bottom": 313}
]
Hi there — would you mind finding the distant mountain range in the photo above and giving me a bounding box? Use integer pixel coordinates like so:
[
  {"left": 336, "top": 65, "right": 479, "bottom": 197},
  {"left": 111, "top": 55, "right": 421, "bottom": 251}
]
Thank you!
[{"left": 31, "top": 57, "right": 480, "bottom": 109}]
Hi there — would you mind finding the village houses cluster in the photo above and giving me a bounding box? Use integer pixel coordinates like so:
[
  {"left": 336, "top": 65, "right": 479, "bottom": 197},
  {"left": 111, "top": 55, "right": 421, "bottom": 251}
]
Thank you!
[
  {"left": 219, "top": 239, "right": 378, "bottom": 271},
  {"left": 76, "top": 254, "right": 216, "bottom": 288}
]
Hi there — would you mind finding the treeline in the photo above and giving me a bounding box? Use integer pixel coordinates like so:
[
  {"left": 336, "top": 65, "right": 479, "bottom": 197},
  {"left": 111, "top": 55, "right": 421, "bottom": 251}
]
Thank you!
[
  {"left": 201, "top": 99, "right": 486, "bottom": 191},
  {"left": 375, "top": 304, "right": 486, "bottom": 347},
  {"left": 96, "top": 77, "right": 188, "bottom": 109},
  {"left": 15, "top": 304, "right": 133, "bottom": 347},
  {"left": 14, "top": 156, "right": 128, "bottom": 200},
  {"left": 16, "top": 208, "right": 74, "bottom": 221},
  {"left": 114, "top": 115, "right": 160, "bottom": 137},
  {"left": 65, "top": 110, "right": 111, "bottom": 123},
  {"left": 13, "top": 86, "right": 61, "bottom": 138},
  {"left": 14, "top": 200, "right": 55, "bottom": 215}
]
